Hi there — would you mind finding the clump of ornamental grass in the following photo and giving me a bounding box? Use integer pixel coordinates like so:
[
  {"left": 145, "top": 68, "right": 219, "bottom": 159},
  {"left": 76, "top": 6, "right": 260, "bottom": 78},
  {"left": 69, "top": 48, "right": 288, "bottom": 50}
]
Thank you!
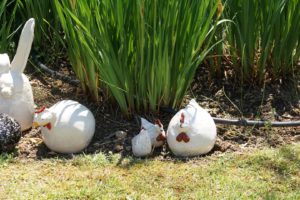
[
  {"left": 54, "top": 0, "right": 220, "bottom": 114},
  {"left": 17, "top": 0, "right": 61, "bottom": 48},
  {"left": 213, "top": 0, "right": 300, "bottom": 83},
  {"left": 0, "top": 0, "right": 20, "bottom": 54}
]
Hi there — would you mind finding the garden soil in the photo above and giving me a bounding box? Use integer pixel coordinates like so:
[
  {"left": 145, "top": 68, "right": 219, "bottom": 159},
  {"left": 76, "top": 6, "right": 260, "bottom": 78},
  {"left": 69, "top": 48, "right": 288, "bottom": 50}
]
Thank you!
[{"left": 15, "top": 60, "right": 300, "bottom": 160}]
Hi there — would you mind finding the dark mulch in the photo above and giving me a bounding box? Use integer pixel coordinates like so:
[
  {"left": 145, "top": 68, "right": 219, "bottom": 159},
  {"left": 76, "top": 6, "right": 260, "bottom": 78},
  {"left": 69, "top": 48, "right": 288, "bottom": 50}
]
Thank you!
[{"left": 14, "top": 60, "right": 300, "bottom": 160}]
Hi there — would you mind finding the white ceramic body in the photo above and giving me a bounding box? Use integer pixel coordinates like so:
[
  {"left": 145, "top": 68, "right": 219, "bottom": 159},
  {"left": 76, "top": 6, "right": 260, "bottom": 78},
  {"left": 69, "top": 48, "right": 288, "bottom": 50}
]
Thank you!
[
  {"left": 41, "top": 100, "right": 95, "bottom": 154},
  {"left": 0, "top": 71, "right": 34, "bottom": 131},
  {"left": 141, "top": 118, "right": 164, "bottom": 147},
  {"left": 0, "top": 19, "right": 35, "bottom": 131},
  {"left": 132, "top": 129, "right": 152, "bottom": 157},
  {"left": 167, "top": 99, "right": 217, "bottom": 157},
  {"left": 0, "top": 54, "right": 10, "bottom": 73}
]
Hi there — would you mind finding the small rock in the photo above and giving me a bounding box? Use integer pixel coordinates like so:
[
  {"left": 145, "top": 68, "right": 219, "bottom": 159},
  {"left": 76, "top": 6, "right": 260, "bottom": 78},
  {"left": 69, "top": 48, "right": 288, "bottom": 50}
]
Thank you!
[
  {"left": 229, "top": 144, "right": 240, "bottom": 151},
  {"left": 125, "top": 146, "right": 131, "bottom": 151},
  {"left": 240, "top": 143, "right": 249, "bottom": 148},
  {"left": 214, "top": 138, "right": 232, "bottom": 152},
  {"left": 115, "top": 131, "right": 127, "bottom": 139},
  {"left": 93, "top": 142, "right": 101, "bottom": 148},
  {"left": 29, "top": 138, "right": 42, "bottom": 145},
  {"left": 53, "top": 80, "right": 63, "bottom": 87},
  {"left": 237, "top": 139, "right": 245, "bottom": 144},
  {"left": 293, "top": 135, "right": 300, "bottom": 142},
  {"left": 62, "top": 67, "right": 70, "bottom": 75},
  {"left": 114, "top": 144, "right": 123, "bottom": 152},
  {"left": 30, "top": 81, "right": 38, "bottom": 87}
]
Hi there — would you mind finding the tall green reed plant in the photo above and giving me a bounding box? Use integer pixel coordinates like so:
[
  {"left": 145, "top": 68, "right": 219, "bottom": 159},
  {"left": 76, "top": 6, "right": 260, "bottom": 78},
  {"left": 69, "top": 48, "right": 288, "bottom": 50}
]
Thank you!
[
  {"left": 54, "top": 0, "right": 219, "bottom": 114},
  {"left": 54, "top": 0, "right": 99, "bottom": 100},
  {"left": 258, "top": 0, "right": 287, "bottom": 80},
  {"left": 267, "top": 0, "right": 300, "bottom": 77},
  {"left": 17, "top": 0, "right": 61, "bottom": 47},
  {"left": 221, "top": 0, "right": 300, "bottom": 82},
  {"left": 1, "top": 0, "right": 63, "bottom": 60},
  {"left": 205, "top": 1, "right": 231, "bottom": 78},
  {"left": 224, "top": 0, "right": 260, "bottom": 81},
  {"left": 0, "top": 0, "right": 20, "bottom": 54}
]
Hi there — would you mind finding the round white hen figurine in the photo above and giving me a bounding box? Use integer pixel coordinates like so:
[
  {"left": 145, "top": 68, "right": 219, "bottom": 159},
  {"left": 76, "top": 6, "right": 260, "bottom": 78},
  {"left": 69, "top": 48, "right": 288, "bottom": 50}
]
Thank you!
[
  {"left": 132, "top": 129, "right": 152, "bottom": 157},
  {"left": 33, "top": 100, "right": 95, "bottom": 154},
  {"left": 167, "top": 99, "right": 217, "bottom": 157},
  {"left": 0, "top": 18, "right": 35, "bottom": 131}
]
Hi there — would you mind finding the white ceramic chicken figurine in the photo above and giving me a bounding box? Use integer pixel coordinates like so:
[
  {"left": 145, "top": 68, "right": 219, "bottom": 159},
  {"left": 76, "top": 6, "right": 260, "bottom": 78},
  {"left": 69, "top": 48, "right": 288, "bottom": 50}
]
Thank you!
[
  {"left": 33, "top": 100, "right": 95, "bottom": 154},
  {"left": 132, "top": 129, "right": 152, "bottom": 157},
  {"left": 132, "top": 118, "right": 166, "bottom": 157},
  {"left": 141, "top": 118, "right": 166, "bottom": 147},
  {"left": 0, "top": 18, "right": 35, "bottom": 131},
  {"left": 167, "top": 99, "right": 217, "bottom": 157}
]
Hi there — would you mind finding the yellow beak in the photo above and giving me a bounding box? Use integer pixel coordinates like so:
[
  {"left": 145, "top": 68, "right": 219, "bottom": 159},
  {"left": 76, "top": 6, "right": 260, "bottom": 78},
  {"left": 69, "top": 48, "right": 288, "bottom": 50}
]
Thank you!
[{"left": 32, "top": 122, "right": 40, "bottom": 128}]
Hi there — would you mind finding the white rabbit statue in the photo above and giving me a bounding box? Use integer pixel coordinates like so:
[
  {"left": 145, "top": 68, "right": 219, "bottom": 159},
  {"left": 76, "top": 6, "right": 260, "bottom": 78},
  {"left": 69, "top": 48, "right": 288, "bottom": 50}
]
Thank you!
[{"left": 0, "top": 18, "right": 35, "bottom": 131}]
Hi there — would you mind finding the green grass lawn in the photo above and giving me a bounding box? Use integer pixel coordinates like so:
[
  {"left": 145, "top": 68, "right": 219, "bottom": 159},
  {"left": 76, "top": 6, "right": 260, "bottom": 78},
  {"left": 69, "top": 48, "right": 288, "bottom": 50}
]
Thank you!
[{"left": 1, "top": 144, "right": 299, "bottom": 199}]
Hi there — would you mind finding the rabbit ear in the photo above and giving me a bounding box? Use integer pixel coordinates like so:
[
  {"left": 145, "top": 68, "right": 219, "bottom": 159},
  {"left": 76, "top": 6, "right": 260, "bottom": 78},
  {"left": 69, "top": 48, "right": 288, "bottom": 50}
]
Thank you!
[
  {"left": 11, "top": 18, "right": 35, "bottom": 73},
  {"left": 0, "top": 53, "right": 11, "bottom": 73}
]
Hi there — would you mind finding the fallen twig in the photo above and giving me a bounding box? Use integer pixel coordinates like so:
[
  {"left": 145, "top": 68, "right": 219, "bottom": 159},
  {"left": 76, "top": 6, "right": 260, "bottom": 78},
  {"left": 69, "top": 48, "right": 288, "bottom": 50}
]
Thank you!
[{"left": 31, "top": 55, "right": 80, "bottom": 86}]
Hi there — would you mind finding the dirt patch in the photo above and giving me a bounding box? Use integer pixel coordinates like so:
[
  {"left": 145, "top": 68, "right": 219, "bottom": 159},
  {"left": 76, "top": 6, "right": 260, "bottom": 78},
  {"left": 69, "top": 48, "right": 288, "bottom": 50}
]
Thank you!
[{"left": 12, "top": 61, "right": 300, "bottom": 160}]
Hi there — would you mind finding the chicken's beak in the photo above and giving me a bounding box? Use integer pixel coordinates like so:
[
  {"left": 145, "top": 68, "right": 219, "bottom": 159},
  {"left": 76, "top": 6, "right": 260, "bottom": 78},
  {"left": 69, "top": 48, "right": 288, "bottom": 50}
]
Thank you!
[{"left": 32, "top": 122, "right": 40, "bottom": 128}]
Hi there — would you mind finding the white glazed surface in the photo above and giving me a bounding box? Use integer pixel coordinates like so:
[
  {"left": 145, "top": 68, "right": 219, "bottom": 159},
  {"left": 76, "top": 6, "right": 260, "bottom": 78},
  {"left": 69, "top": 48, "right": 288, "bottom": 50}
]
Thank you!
[
  {"left": 141, "top": 118, "right": 165, "bottom": 147},
  {"left": 0, "top": 19, "right": 35, "bottom": 131},
  {"left": 132, "top": 129, "right": 152, "bottom": 157},
  {"left": 167, "top": 99, "right": 217, "bottom": 157},
  {"left": 40, "top": 100, "right": 95, "bottom": 154},
  {"left": 0, "top": 54, "right": 10, "bottom": 73},
  {"left": 0, "top": 72, "right": 34, "bottom": 130}
]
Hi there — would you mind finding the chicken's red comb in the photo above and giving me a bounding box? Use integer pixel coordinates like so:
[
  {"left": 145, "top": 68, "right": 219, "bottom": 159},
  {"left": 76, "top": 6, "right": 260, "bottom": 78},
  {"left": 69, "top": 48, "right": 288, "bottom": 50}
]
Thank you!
[
  {"left": 154, "top": 119, "right": 163, "bottom": 127},
  {"left": 180, "top": 113, "right": 185, "bottom": 123},
  {"left": 35, "top": 106, "right": 46, "bottom": 114}
]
